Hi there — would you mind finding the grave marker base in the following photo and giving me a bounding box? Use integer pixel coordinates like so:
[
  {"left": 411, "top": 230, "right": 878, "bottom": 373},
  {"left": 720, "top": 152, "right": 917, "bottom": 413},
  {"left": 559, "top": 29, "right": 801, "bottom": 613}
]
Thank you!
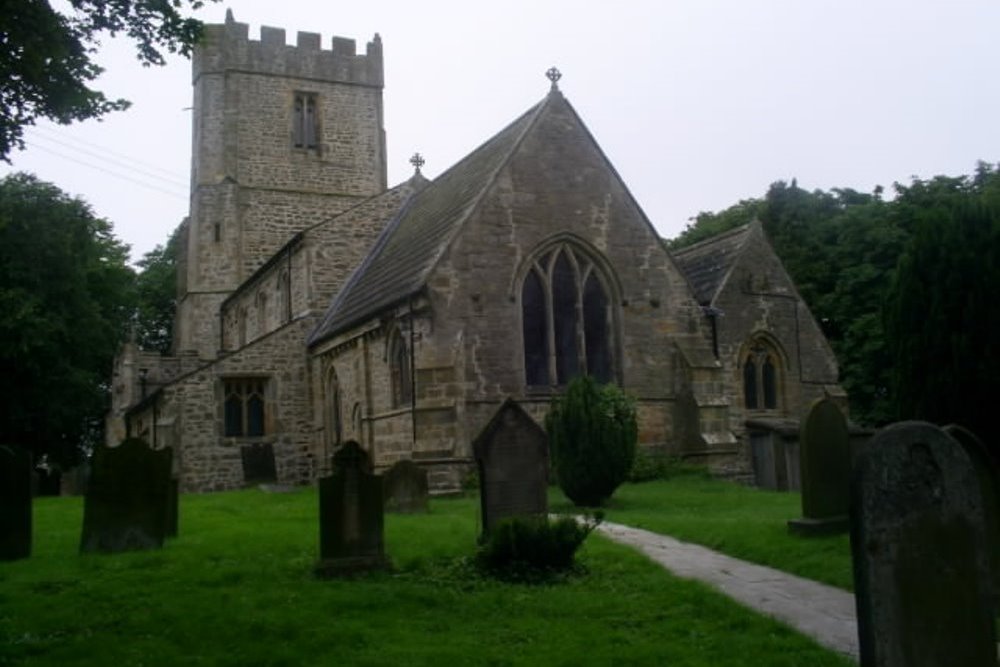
[{"left": 787, "top": 515, "right": 848, "bottom": 536}]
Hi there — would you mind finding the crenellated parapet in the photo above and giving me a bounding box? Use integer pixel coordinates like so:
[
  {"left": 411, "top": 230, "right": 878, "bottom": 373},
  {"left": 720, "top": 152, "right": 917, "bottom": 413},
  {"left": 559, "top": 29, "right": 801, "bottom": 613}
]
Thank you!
[{"left": 194, "top": 12, "right": 383, "bottom": 88}]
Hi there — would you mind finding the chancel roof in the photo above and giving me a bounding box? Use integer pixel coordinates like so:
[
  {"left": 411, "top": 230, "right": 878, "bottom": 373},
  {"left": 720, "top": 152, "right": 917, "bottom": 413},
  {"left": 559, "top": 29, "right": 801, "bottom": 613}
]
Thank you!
[
  {"left": 308, "top": 95, "right": 549, "bottom": 346},
  {"left": 671, "top": 223, "right": 755, "bottom": 306}
]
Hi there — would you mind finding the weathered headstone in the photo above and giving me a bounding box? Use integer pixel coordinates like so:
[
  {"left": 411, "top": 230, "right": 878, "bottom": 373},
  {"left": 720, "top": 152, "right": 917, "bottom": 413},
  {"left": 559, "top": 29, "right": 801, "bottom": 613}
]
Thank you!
[
  {"left": 0, "top": 445, "right": 32, "bottom": 560},
  {"left": 315, "top": 441, "right": 387, "bottom": 576},
  {"left": 240, "top": 442, "right": 277, "bottom": 484},
  {"left": 80, "top": 438, "right": 173, "bottom": 553},
  {"left": 383, "top": 459, "right": 429, "bottom": 513},
  {"left": 850, "top": 421, "right": 996, "bottom": 666},
  {"left": 473, "top": 399, "right": 549, "bottom": 535},
  {"left": 788, "top": 398, "right": 850, "bottom": 535},
  {"left": 943, "top": 424, "right": 999, "bottom": 606}
]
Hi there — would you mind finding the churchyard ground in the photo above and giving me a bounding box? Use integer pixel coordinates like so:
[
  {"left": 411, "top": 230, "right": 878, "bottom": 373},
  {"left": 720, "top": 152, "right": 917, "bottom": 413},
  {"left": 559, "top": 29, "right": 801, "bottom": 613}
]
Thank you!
[{"left": 0, "top": 477, "right": 854, "bottom": 666}]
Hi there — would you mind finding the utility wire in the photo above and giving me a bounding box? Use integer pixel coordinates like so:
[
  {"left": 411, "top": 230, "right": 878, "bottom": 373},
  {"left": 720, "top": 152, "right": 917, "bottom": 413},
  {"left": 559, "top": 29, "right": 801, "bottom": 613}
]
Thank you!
[
  {"left": 30, "top": 131, "right": 189, "bottom": 190},
  {"left": 25, "top": 142, "right": 188, "bottom": 200},
  {"left": 31, "top": 126, "right": 189, "bottom": 186}
]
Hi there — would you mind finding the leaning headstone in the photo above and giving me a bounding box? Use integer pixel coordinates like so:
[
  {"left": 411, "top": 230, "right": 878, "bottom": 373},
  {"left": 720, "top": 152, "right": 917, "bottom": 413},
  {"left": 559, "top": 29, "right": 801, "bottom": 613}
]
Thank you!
[
  {"left": 383, "top": 460, "right": 429, "bottom": 513},
  {"left": 473, "top": 399, "right": 549, "bottom": 535},
  {"left": 80, "top": 438, "right": 173, "bottom": 553},
  {"left": 851, "top": 421, "right": 996, "bottom": 666},
  {"left": 315, "top": 441, "right": 387, "bottom": 576},
  {"left": 240, "top": 443, "right": 277, "bottom": 484},
  {"left": 943, "top": 424, "right": 999, "bottom": 606},
  {"left": 788, "top": 398, "right": 850, "bottom": 535},
  {"left": 0, "top": 446, "right": 32, "bottom": 560}
]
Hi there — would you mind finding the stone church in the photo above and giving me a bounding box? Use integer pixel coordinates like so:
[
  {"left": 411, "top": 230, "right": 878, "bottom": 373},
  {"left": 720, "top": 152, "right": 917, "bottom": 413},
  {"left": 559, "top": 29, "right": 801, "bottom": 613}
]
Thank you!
[{"left": 107, "top": 13, "right": 844, "bottom": 493}]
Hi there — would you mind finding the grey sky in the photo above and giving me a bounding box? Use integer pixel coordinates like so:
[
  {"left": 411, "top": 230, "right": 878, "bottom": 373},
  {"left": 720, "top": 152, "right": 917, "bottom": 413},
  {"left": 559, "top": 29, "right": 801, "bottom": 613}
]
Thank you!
[{"left": 3, "top": 0, "right": 999, "bottom": 263}]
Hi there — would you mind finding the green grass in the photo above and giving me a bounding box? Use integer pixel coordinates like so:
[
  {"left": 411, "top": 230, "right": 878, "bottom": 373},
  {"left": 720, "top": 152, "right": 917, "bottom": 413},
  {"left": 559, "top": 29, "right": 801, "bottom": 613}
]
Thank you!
[
  {"left": 0, "top": 488, "right": 852, "bottom": 666},
  {"left": 552, "top": 473, "right": 854, "bottom": 591}
]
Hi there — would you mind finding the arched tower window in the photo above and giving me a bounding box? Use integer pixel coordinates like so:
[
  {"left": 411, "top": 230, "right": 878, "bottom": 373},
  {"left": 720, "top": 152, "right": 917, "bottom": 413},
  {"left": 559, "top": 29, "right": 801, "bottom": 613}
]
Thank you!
[
  {"left": 742, "top": 338, "right": 782, "bottom": 411},
  {"left": 389, "top": 328, "right": 412, "bottom": 408},
  {"left": 521, "top": 243, "right": 614, "bottom": 386}
]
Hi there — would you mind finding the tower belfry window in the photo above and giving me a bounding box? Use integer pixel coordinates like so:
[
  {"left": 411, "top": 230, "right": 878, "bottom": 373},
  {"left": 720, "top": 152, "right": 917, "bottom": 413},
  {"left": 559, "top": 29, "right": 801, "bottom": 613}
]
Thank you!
[{"left": 293, "top": 93, "right": 319, "bottom": 149}]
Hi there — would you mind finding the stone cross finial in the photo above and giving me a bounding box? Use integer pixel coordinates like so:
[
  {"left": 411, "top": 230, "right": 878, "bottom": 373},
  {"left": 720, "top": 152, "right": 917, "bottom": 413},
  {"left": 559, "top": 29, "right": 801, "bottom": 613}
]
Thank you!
[
  {"left": 546, "top": 67, "right": 562, "bottom": 90},
  {"left": 410, "top": 152, "right": 425, "bottom": 174}
]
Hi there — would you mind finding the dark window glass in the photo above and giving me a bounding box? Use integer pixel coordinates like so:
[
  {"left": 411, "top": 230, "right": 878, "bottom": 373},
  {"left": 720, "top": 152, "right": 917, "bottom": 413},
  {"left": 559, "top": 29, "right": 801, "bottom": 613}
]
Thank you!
[
  {"left": 224, "top": 393, "right": 243, "bottom": 436},
  {"left": 247, "top": 393, "right": 265, "bottom": 436},
  {"left": 293, "top": 93, "right": 318, "bottom": 149},
  {"left": 552, "top": 252, "right": 579, "bottom": 384},
  {"left": 522, "top": 269, "right": 549, "bottom": 385},
  {"left": 763, "top": 356, "right": 777, "bottom": 409},
  {"left": 391, "top": 332, "right": 412, "bottom": 408},
  {"left": 743, "top": 359, "right": 758, "bottom": 409},
  {"left": 583, "top": 273, "right": 611, "bottom": 383}
]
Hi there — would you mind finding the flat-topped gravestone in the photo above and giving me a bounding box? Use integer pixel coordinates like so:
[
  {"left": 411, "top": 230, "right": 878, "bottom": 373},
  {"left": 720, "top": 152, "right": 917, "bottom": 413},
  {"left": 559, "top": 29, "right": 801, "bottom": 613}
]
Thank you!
[
  {"left": 851, "top": 421, "right": 996, "bottom": 666},
  {"left": 788, "top": 398, "right": 850, "bottom": 535},
  {"left": 1, "top": 445, "right": 32, "bottom": 560},
  {"left": 473, "top": 399, "right": 549, "bottom": 535},
  {"left": 315, "top": 441, "right": 387, "bottom": 576},
  {"left": 383, "top": 460, "right": 428, "bottom": 513},
  {"left": 240, "top": 442, "right": 277, "bottom": 484},
  {"left": 943, "top": 424, "right": 999, "bottom": 606},
  {"left": 80, "top": 438, "right": 173, "bottom": 553}
]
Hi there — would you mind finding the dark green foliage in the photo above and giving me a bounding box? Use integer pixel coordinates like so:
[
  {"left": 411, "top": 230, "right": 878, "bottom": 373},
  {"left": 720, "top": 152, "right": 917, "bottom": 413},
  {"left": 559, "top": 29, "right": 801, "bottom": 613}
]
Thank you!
[
  {"left": 134, "top": 224, "right": 182, "bottom": 353},
  {"left": 885, "top": 188, "right": 1000, "bottom": 443},
  {"left": 0, "top": 173, "right": 135, "bottom": 467},
  {"left": 546, "top": 376, "right": 637, "bottom": 506},
  {"left": 476, "top": 514, "right": 601, "bottom": 579},
  {"left": 0, "top": 0, "right": 214, "bottom": 159},
  {"left": 628, "top": 449, "right": 710, "bottom": 482}
]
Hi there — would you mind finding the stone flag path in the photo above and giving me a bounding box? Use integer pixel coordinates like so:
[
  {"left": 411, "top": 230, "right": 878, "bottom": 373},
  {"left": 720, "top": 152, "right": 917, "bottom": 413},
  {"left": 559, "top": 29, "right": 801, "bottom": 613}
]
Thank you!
[{"left": 597, "top": 521, "right": 859, "bottom": 661}]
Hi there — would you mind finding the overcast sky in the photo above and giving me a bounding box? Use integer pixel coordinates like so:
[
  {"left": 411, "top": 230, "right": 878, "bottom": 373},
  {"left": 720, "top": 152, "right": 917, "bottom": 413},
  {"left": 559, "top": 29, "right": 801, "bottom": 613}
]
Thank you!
[{"left": 3, "top": 0, "right": 999, "bottom": 263}]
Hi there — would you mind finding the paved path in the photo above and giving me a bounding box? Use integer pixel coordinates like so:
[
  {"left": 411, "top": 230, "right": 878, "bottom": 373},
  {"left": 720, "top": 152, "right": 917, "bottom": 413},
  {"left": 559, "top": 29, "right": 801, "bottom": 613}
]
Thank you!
[{"left": 597, "top": 521, "right": 859, "bottom": 661}]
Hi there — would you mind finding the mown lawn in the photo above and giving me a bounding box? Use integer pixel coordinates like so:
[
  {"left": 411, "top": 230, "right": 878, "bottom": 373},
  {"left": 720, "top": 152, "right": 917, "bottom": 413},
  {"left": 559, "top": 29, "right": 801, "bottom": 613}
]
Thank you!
[
  {"left": 554, "top": 473, "right": 854, "bottom": 591},
  {"left": 0, "top": 486, "right": 853, "bottom": 666}
]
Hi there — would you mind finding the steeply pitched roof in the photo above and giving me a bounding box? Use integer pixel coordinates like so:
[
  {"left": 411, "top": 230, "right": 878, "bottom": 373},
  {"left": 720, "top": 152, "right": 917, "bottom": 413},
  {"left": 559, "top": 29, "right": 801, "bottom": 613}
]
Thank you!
[
  {"left": 671, "top": 222, "right": 754, "bottom": 305},
  {"left": 308, "top": 95, "right": 548, "bottom": 346}
]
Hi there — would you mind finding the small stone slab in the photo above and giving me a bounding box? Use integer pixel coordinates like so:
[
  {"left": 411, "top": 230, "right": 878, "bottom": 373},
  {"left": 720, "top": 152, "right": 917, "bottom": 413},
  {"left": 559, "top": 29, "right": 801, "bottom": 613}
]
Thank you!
[
  {"left": 850, "top": 421, "right": 996, "bottom": 666},
  {"left": 473, "top": 399, "right": 549, "bottom": 535},
  {"left": 383, "top": 460, "right": 429, "bottom": 513},
  {"left": 789, "top": 399, "right": 850, "bottom": 535},
  {"left": 315, "top": 441, "right": 387, "bottom": 576},
  {"left": 240, "top": 442, "right": 277, "bottom": 484},
  {"left": 80, "top": 438, "right": 173, "bottom": 553},
  {"left": 0, "top": 445, "right": 32, "bottom": 561},
  {"left": 943, "top": 424, "right": 999, "bottom": 606}
]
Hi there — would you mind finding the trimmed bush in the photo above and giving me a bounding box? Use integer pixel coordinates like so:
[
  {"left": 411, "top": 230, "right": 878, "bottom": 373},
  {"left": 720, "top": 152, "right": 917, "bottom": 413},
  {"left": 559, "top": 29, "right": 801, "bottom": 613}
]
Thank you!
[
  {"left": 476, "top": 514, "right": 601, "bottom": 578},
  {"left": 546, "top": 376, "right": 638, "bottom": 507}
]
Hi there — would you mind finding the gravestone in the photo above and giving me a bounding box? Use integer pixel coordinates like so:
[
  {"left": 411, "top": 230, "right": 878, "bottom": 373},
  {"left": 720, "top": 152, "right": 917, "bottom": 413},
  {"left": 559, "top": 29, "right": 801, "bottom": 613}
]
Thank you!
[
  {"left": 943, "top": 424, "right": 999, "bottom": 606},
  {"left": 0, "top": 445, "right": 32, "bottom": 560},
  {"left": 315, "top": 441, "right": 387, "bottom": 576},
  {"left": 240, "top": 442, "right": 277, "bottom": 484},
  {"left": 383, "top": 460, "right": 429, "bottom": 513},
  {"left": 473, "top": 399, "right": 549, "bottom": 535},
  {"left": 80, "top": 438, "right": 173, "bottom": 553},
  {"left": 850, "top": 421, "right": 996, "bottom": 666},
  {"left": 788, "top": 398, "right": 850, "bottom": 535}
]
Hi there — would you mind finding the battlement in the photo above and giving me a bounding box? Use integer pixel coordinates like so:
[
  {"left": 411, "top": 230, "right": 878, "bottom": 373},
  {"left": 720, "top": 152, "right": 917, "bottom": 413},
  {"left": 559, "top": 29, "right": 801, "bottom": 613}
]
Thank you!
[{"left": 193, "top": 11, "right": 383, "bottom": 87}]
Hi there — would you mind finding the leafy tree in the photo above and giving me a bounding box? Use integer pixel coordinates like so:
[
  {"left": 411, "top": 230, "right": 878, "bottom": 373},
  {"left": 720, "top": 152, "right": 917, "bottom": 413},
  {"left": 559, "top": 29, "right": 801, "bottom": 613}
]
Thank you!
[
  {"left": 546, "top": 376, "right": 637, "bottom": 507},
  {"left": 885, "top": 181, "right": 1000, "bottom": 441},
  {"left": 0, "top": 173, "right": 135, "bottom": 467},
  {"left": 135, "top": 224, "right": 182, "bottom": 353},
  {"left": 0, "top": 0, "right": 214, "bottom": 160}
]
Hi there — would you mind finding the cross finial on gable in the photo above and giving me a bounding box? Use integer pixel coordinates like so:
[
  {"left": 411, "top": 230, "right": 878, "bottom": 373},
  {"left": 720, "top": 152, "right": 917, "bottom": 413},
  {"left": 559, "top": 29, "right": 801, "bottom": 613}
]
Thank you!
[
  {"left": 545, "top": 67, "right": 562, "bottom": 91},
  {"left": 409, "top": 152, "right": 425, "bottom": 175}
]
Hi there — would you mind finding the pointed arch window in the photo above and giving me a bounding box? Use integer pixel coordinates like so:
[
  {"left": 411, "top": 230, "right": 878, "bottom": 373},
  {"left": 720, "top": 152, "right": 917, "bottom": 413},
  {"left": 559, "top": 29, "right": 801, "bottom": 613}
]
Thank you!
[
  {"left": 743, "top": 340, "right": 781, "bottom": 411},
  {"left": 389, "top": 329, "right": 412, "bottom": 408},
  {"left": 521, "top": 244, "right": 614, "bottom": 386}
]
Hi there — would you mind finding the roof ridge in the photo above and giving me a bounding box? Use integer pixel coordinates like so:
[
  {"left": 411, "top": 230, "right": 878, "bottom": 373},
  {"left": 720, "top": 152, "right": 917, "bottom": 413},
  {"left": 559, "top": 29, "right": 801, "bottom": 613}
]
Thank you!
[{"left": 672, "top": 221, "right": 753, "bottom": 257}]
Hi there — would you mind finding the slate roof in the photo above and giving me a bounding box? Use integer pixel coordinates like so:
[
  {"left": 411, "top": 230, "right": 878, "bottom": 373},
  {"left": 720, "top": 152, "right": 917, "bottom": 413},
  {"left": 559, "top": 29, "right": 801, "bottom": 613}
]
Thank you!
[
  {"left": 671, "top": 222, "right": 754, "bottom": 306},
  {"left": 308, "top": 95, "right": 548, "bottom": 347}
]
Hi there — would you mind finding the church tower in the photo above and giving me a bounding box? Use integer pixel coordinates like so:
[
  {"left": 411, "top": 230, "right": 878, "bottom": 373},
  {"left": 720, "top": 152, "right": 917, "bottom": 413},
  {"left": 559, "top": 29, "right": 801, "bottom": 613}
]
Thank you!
[{"left": 174, "top": 12, "right": 387, "bottom": 358}]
